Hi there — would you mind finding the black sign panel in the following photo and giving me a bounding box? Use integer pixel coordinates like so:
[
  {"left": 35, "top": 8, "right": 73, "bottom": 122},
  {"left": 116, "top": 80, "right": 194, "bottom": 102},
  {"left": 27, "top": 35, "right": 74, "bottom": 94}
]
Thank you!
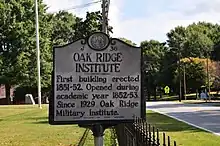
[{"left": 49, "top": 32, "right": 145, "bottom": 125}]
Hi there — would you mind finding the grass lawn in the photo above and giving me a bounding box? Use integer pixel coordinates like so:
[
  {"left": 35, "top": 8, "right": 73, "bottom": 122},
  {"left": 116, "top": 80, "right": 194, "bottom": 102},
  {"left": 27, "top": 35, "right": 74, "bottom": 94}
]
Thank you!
[
  {"left": 147, "top": 110, "right": 220, "bottom": 146},
  {"left": 0, "top": 104, "right": 111, "bottom": 146}
]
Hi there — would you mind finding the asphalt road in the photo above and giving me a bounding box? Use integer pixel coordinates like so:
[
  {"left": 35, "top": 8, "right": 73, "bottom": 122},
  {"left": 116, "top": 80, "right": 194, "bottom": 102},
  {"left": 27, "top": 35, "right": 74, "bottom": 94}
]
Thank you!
[{"left": 146, "top": 101, "right": 220, "bottom": 136}]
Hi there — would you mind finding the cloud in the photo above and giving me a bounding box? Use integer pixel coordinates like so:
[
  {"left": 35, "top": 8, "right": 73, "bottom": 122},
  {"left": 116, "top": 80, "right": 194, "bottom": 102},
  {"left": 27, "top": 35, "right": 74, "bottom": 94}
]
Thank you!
[
  {"left": 43, "top": 0, "right": 220, "bottom": 46},
  {"left": 115, "top": 0, "right": 220, "bottom": 46},
  {"left": 43, "top": 0, "right": 123, "bottom": 36},
  {"left": 108, "top": 0, "right": 124, "bottom": 37},
  {"left": 183, "top": 0, "right": 220, "bottom": 15},
  {"left": 43, "top": 0, "right": 100, "bottom": 17},
  {"left": 43, "top": 0, "right": 82, "bottom": 12}
]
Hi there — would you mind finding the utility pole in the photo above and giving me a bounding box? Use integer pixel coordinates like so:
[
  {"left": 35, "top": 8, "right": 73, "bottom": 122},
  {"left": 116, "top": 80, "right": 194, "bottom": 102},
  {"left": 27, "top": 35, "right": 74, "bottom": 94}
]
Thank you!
[
  {"left": 183, "top": 64, "right": 187, "bottom": 100},
  {"left": 102, "top": 0, "right": 110, "bottom": 34},
  {"left": 178, "top": 48, "right": 182, "bottom": 102},
  {"left": 35, "top": 0, "right": 42, "bottom": 109},
  {"left": 207, "top": 56, "right": 210, "bottom": 100}
]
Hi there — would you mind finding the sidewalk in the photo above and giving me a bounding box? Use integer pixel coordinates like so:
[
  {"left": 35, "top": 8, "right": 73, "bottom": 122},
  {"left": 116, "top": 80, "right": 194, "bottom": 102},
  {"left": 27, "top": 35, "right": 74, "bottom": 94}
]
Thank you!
[{"left": 146, "top": 101, "right": 220, "bottom": 136}]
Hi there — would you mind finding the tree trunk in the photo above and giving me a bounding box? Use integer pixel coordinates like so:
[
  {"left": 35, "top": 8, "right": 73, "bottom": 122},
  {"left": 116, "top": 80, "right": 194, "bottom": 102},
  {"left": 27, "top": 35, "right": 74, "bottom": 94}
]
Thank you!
[
  {"left": 147, "top": 89, "right": 151, "bottom": 101},
  {"left": 196, "top": 90, "right": 198, "bottom": 99},
  {"left": 154, "top": 87, "right": 157, "bottom": 101},
  {"left": 5, "top": 84, "right": 11, "bottom": 105},
  {"left": 160, "top": 89, "right": 162, "bottom": 98}
]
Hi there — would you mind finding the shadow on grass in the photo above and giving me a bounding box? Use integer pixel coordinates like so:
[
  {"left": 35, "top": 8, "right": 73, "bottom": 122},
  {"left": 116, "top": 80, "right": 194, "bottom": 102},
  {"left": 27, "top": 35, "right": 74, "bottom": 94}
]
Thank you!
[
  {"left": 31, "top": 120, "right": 49, "bottom": 124},
  {"left": 147, "top": 112, "right": 204, "bottom": 133},
  {"left": 27, "top": 116, "right": 49, "bottom": 124},
  {"left": 148, "top": 95, "right": 197, "bottom": 101},
  {"left": 27, "top": 116, "right": 48, "bottom": 120},
  {"left": 2, "top": 116, "right": 48, "bottom": 122}
]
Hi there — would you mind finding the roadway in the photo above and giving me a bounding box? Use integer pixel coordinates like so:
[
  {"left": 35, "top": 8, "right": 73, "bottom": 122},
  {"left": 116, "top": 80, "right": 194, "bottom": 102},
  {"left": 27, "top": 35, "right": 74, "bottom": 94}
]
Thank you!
[{"left": 146, "top": 101, "right": 220, "bottom": 136}]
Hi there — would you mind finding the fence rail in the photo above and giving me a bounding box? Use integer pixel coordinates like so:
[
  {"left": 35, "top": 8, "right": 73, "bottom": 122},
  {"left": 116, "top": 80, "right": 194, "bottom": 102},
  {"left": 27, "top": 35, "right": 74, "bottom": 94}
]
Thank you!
[{"left": 115, "top": 118, "right": 177, "bottom": 146}]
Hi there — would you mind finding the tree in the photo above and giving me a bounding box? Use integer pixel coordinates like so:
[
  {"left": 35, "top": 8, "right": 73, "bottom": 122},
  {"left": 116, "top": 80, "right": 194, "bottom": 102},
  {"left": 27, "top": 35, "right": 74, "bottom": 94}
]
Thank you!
[
  {"left": 141, "top": 40, "right": 167, "bottom": 100},
  {"left": 176, "top": 57, "right": 216, "bottom": 93},
  {"left": 212, "top": 44, "right": 220, "bottom": 61},
  {"left": 167, "top": 26, "right": 186, "bottom": 58},
  {"left": 167, "top": 23, "right": 214, "bottom": 59},
  {"left": 165, "top": 22, "right": 215, "bottom": 96},
  {"left": 212, "top": 62, "right": 220, "bottom": 92},
  {"left": 73, "top": 11, "right": 113, "bottom": 40},
  {"left": 0, "top": 0, "right": 52, "bottom": 103},
  {"left": 186, "top": 23, "right": 214, "bottom": 58},
  {"left": 175, "top": 58, "right": 206, "bottom": 93},
  {"left": 50, "top": 11, "right": 113, "bottom": 45},
  {"left": 0, "top": 0, "right": 115, "bottom": 104},
  {"left": 50, "top": 11, "right": 76, "bottom": 46}
]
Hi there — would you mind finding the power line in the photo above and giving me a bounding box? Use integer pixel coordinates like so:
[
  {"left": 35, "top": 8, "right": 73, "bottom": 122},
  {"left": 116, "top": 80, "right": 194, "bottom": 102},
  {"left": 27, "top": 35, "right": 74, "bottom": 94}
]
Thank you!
[{"left": 49, "top": 0, "right": 101, "bottom": 13}]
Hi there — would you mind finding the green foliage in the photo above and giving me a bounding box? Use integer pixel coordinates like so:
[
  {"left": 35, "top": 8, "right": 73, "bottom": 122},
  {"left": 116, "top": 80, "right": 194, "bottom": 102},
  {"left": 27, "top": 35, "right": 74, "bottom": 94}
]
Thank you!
[
  {"left": 175, "top": 61, "right": 206, "bottom": 92},
  {"left": 119, "top": 38, "right": 136, "bottom": 46},
  {"left": 50, "top": 11, "right": 76, "bottom": 46},
  {"left": 142, "top": 40, "right": 167, "bottom": 77},
  {"left": 212, "top": 44, "right": 220, "bottom": 61},
  {"left": 73, "top": 11, "right": 112, "bottom": 40},
  {"left": 141, "top": 40, "right": 167, "bottom": 98},
  {"left": 0, "top": 0, "right": 51, "bottom": 103},
  {"left": 0, "top": 1, "right": 109, "bottom": 102},
  {"left": 185, "top": 23, "right": 214, "bottom": 57},
  {"left": 167, "top": 23, "right": 214, "bottom": 58}
]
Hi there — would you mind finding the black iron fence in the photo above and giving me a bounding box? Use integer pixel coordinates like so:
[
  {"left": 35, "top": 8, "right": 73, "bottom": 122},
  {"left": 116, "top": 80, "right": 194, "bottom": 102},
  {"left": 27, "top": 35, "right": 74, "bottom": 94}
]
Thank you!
[
  {"left": 77, "top": 128, "right": 90, "bottom": 146},
  {"left": 115, "top": 118, "right": 177, "bottom": 146}
]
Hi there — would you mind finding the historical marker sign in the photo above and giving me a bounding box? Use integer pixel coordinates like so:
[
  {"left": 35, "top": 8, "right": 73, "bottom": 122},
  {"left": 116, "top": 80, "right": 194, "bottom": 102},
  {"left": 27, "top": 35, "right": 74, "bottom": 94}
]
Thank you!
[{"left": 49, "top": 32, "right": 145, "bottom": 125}]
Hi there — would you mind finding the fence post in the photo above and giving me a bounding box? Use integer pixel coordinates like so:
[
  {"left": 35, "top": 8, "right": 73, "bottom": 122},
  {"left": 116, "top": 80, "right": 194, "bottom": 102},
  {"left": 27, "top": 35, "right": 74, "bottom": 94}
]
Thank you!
[
  {"left": 137, "top": 118, "right": 141, "bottom": 145},
  {"left": 145, "top": 122, "right": 148, "bottom": 146},
  {"left": 156, "top": 129, "right": 160, "bottom": 146},
  {"left": 168, "top": 136, "right": 170, "bottom": 146},
  {"left": 174, "top": 141, "right": 177, "bottom": 146},
  {"left": 149, "top": 124, "right": 151, "bottom": 146},
  {"left": 153, "top": 127, "right": 156, "bottom": 145},
  {"left": 135, "top": 117, "right": 138, "bottom": 146},
  {"left": 142, "top": 119, "right": 146, "bottom": 145},
  {"left": 163, "top": 133, "right": 166, "bottom": 146}
]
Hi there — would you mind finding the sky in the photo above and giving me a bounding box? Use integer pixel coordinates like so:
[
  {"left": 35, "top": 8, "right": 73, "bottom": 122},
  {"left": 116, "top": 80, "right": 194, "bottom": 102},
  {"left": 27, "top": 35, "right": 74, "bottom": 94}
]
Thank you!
[{"left": 43, "top": 0, "right": 220, "bottom": 46}]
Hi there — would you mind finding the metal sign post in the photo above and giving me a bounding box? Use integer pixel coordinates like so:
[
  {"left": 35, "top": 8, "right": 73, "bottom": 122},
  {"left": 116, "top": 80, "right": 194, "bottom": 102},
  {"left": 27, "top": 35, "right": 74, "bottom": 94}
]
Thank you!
[{"left": 92, "top": 124, "right": 104, "bottom": 146}]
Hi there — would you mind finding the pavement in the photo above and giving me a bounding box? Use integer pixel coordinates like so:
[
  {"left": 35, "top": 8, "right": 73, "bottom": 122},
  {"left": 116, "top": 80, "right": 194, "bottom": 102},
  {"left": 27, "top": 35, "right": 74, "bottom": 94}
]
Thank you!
[{"left": 146, "top": 101, "right": 220, "bottom": 136}]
